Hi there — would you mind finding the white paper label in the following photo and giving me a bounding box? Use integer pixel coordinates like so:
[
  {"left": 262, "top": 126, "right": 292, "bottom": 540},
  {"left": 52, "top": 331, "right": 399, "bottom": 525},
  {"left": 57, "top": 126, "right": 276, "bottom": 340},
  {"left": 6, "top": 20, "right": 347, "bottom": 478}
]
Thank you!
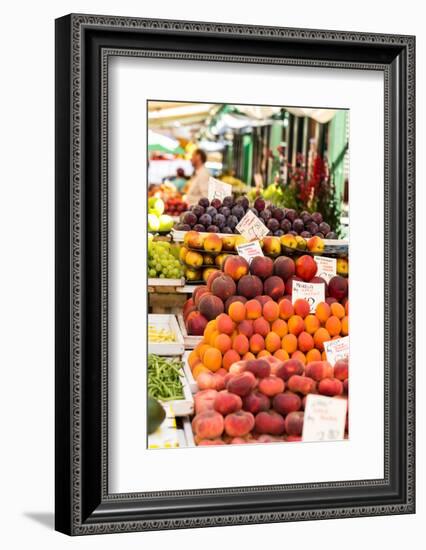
[
  {"left": 302, "top": 394, "right": 347, "bottom": 442},
  {"left": 324, "top": 336, "right": 350, "bottom": 365},
  {"left": 314, "top": 256, "right": 337, "bottom": 283},
  {"left": 236, "top": 210, "right": 269, "bottom": 241},
  {"left": 236, "top": 240, "right": 264, "bottom": 264},
  {"left": 291, "top": 280, "right": 325, "bottom": 313},
  {"left": 207, "top": 177, "right": 232, "bottom": 202}
]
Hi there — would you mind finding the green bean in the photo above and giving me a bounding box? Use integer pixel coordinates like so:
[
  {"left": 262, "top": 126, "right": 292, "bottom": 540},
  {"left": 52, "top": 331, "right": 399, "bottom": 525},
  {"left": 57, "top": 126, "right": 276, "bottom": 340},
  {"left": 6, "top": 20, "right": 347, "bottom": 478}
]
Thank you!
[{"left": 147, "top": 354, "right": 184, "bottom": 401}]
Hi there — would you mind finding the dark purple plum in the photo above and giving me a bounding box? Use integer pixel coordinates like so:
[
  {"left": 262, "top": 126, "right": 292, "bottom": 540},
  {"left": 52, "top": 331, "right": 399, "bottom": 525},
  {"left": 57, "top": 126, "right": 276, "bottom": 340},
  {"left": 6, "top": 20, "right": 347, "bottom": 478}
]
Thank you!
[
  {"left": 300, "top": 231, "right": 312, "bottom": 238},
  {"left": 248, "top": 207, "right": 259, "bottom": 216},
  {"left": 175, "top": 223, "right": 191, "bottom": 231},
  {"left": 206, "top": 206, "right": 218, "bottom": 218},
  {"left": 315, "top": 232, "right": 325, "bottom": 238},
  {"left": 182, "top": 212, "right": 197, "bottom": 226},
  {"left": 272, "top": 207, "right": 285, "bottom": 221},
  {"left": 213, "top": 213, "right": 226, "bottom": 227},
  {"left": 274, "top": 229, "right": 284, "bottom": 237},
  {"left": 231, "top": 205, "right": 245, "bottom": 220},
  {"left": 311, "top": 212, "right": 323, "bottom": 225},
  {"left": 260, "top": 209, "right": 272, "bottom": 222},
  {"left": 222, "top": 226, "right": 233, "bottom": 234},
  {"left": 219, "top": 206, "right": 231, "bottom": 217},
  {"left": 325, "top": 231, "right": 337, "bottom": 239},
  {"left": 222, "top": 196, "right": 234, "bottom": 208},
  {"left": 236, "top": 197, "right": 249, "bottom": 209},
  {"left": 193, "top": 224, "right": 205, "bottom": 232},
  {"left": 254, "top": 197, "right": 266, "bottom": 212},
  {"left": 301, "top": 212, "right": 312, "bottom": 224},
  {"left": 288, "top": 230, "right": 298, "bottom": 236},
  {"left": 305, "top": 221, "right": 319, "bottom": 234},
  {"left": 227, "top": 215, "right": 238, "bottom": 229},
  {"left": 280, "top": 219, "right": 292, "bottom": 233},
  {"left": 199, "top": 213, "right": 212, "bottom": 227},
  {"left": 198, "top": 197, "right": 210, "bottom": 208},
  {"left": 292, "top": 218, "right": 305, "bottom": 233},
  {"left": 285, "top": 209, "right": 297, "bottom": 223},
  {"left": 267, "top": 218, "right": 280, "bottom": 232},
  {"left": 191, "top": 204, "right": 205, "bottom": 217},
  {"left": 207, "top": 225, "right": 220, "bottom": 233},
  {"left": 210, "top": 198, "right": 222, "bottom": 209},
  {"left": 319, "top": 222, "right": 331, "bottom": 235}
]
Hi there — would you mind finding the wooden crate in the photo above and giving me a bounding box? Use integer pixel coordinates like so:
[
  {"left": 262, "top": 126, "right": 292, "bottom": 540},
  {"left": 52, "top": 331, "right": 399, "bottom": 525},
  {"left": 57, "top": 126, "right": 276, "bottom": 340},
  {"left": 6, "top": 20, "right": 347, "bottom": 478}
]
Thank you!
[{"left": 149, "top": 292, "right": 187, "bottom": 314}]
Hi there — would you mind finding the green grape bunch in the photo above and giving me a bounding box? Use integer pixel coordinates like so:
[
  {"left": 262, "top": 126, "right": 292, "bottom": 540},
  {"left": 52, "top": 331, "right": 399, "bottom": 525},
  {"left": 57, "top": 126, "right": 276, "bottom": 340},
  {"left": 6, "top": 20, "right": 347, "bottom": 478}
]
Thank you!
[{"left": 148, "top": 240, "right": 184, "bottom": 279}]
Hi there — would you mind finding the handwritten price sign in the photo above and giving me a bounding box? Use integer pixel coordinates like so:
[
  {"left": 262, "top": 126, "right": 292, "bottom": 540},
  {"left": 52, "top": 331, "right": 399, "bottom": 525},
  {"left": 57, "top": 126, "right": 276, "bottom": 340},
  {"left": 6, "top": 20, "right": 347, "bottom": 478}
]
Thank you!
[
  {"left": 236, "top": 240, "right": 264, "bottom": 264},
  {"left": 324, "top": 336, "right": 349, "bottom": 365},
  {"left": 314, "top": 256, "right": 337, "bottom": 284},
  {"left": 207, "top": 177, "right": 232, "bottom": 202},
  {"left": 302, "top": 394, "right": 347, "bottom": 442},
  {"left": 236, "top": 210, "right": 269, "bottom": 241},
  {"left": 291, "top": 280, "right": 325, "bottom": 313}
]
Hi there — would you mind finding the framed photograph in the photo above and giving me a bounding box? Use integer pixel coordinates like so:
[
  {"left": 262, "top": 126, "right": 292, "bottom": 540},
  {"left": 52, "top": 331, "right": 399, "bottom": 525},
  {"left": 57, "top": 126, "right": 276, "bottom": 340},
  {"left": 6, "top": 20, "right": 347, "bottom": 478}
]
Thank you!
[{"left": 55, "top": 14, "right": 415, "bottom": 535}]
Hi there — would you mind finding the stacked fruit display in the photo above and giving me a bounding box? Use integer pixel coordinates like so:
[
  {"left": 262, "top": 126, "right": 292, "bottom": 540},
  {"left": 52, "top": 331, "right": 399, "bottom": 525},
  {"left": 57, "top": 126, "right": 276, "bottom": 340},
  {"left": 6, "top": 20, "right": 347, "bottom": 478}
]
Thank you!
[
  {"left": 164, "top": 197, "right": 188, "bottom": 216},
  {"left": 175, "top": 196, "right": 337, "bottom": 238},
  {"left": 148, "top": 239, "right": 184, "bottom": 279},
  {"left": 182, "top": 252, "right": 348, "bottom": 336},
  {"left": 148, "top": 197, "right": 174, "bottom": 234}
]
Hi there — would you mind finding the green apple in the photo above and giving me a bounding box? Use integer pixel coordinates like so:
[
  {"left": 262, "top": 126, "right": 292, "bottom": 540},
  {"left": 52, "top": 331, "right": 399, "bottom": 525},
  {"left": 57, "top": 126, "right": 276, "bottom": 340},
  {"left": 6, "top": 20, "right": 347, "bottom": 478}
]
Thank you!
[
  {"left": 148, "top": 197, "right": 164, "bottom": 216},
  {"left": 158, "top": 214, "right": 174, "bottom": 232},
  {"left": 148, "top": 214, "right": 160, "bottom": 232}
]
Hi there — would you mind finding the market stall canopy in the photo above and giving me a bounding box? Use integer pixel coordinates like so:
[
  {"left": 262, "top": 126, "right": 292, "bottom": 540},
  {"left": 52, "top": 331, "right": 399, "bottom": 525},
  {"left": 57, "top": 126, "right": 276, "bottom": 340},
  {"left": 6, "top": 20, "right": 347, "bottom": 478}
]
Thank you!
[
  {"left": 285, "top": 107, "right": 337, "bottom": 123},
  {"left": 148, "top": 130, "right": 185, "bottom": 154},
  {"left": 148, "top": 102, "right": 216, "bottom": 128}
]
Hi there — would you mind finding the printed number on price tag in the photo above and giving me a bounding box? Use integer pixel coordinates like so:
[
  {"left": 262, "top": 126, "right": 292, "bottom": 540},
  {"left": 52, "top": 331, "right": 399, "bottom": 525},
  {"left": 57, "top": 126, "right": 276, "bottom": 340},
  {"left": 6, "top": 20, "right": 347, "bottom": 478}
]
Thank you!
[
  {"left": 236, "top": 211, "right": 269, "bottom": 241},
  {"left": 302, "top": 394, "right": 347, "bottom": 442},
  {"left": 291, "top": 280, "right": 325, "bottom": 313},
  {"left": 207, "top": 177, "right": 232, "bottom": 202}
]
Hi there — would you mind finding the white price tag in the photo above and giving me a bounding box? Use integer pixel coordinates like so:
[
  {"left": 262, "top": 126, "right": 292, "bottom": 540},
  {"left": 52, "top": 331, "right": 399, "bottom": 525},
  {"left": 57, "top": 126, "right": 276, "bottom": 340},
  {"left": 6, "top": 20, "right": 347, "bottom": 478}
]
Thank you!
[
  {"left": 324, "top": 336, "right": 349, "bottom": 365},
  {"left": 291, "top": 280, "right": 325, "bottom": 313},
  {"left": 207, "top": 177, "right": 232, "bottom": 202},
  {"left": 236, "top": 241, "right": 264, "bottom": 264},
  {"left": 236, "top": 210, "right": 269, "bottom": 241},
  {"left": 314, "top": 256, "right": 337, "bottom": 283},
  {"left": 302, "top": 394, "right": 347, "bottom": 442}
]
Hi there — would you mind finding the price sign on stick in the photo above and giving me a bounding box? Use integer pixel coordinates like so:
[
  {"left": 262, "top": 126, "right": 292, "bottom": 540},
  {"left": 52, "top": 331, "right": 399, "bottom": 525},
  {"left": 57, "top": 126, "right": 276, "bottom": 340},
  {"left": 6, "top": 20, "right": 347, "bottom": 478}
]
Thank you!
[
  {"left": 207, "top": 177, "right": 232, "bottom": 202},
  {"left": 236, "top": 240, "right": 264, "bottom": 264},
  {"left": 314, "top": 256, "right": 337, "bottom": 283},
  {"left": 324, "top": 336, "right": 349, "bottom": 365},
  {"left": 236, "top": 210, "right": 269, "bottom": 241},
  {"left": 292, "top": 280, "right": 325, "bottom": 313},
  {"left": 302, "top": 394, "right": 348, "bottom": 442}
]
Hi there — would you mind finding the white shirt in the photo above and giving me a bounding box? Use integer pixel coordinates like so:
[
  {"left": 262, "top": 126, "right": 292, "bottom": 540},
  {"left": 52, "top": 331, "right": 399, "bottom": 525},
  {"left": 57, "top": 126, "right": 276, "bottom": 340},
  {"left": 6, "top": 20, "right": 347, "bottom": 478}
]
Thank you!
[{"left": 186, "top": 166, "right": 210, "bottom": 205}]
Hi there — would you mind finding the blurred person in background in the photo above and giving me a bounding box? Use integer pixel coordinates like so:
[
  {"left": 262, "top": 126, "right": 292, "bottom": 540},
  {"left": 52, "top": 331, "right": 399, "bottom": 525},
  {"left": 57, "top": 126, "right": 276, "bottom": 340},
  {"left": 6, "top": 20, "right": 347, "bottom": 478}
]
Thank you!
[
  {"left": 185, "top": 149, "right": 210, "bottom": 204},
  {"left": 168, "top": 167, "right": 188, "bottom": 192}
]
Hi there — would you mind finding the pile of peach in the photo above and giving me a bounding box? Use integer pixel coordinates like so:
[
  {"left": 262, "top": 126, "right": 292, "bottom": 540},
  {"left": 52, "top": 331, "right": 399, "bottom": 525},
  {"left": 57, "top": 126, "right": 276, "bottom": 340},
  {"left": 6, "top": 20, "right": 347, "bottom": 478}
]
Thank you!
[
  {"left": 187, "top": 297, "right": 349, "bottom": 377},
  {"left": 191, "top": 355, "right": 349, "bottom": 445}
]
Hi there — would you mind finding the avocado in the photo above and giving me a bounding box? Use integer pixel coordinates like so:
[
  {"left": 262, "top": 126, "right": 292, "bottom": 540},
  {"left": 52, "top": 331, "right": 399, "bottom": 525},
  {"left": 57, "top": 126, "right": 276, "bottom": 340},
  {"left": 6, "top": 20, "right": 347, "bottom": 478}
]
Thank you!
[{"left": 147, "top": 396, "right": 166, "bottom": 434}]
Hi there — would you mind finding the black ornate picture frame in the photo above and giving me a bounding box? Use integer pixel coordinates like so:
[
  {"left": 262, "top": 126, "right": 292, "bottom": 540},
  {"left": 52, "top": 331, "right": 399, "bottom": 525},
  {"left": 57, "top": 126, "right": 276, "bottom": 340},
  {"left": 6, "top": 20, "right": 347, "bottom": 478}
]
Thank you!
[{"left": 55, "top": 14, "right": 415, "bottom": 535}]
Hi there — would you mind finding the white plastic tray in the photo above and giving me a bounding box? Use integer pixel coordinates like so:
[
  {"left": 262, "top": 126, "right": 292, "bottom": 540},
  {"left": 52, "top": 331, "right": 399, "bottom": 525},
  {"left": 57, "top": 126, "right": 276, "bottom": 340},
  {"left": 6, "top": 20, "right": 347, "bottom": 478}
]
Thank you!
[
  {"left": 182, "top": 351, "right": 198, "bottom": 394},
  {"left": 148, "top": 314, "right": 185, "bottom": 356}
]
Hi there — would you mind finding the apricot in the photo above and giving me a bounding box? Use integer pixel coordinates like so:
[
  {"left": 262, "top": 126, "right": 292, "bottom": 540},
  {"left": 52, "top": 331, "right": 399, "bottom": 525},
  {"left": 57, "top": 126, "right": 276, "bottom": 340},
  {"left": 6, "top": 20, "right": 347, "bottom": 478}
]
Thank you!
[
  {"left": 243, "top": 351, "right": 256, "bottom": 361},
  {"left": 197, "top": 343, "right": 211, "bottom": 361},
  {"left": 198, "top": 294, "right": 224, "bottom": 321},
  {"left": 330, "top": 302, "right": 345, "bottom": 319},
  {"left": 249, "top": 333, "right": 265, "bottom": 354},
  {"left": 224, "top": 410, "right": 255, "bottom": 437},
  {"left": 284, "top": 411, "right": 304, "bottom": 436},
  {"left": 333, "top": 358, "right": 349, "bottom": 381},
  {"left": 188, "top": 349, "right": 200, "bottom": 369},
  {"left": 214, "top": 333, "right": 232, "bottom": 354},
  {"left": 318, "top": 377, "right": 343, "bottom": 396},
  {"left": 245, "top": 299, "right": 262, "bottom": 320},
  {"left": 229, "top": 301, "right": 246, "bottom": 323},
  {"left": 203, "top": 347, "right": 222, "bottom": 372},
  {"left": 291, "top": 351, "right": 307, "bottom": 365},
  {"left": 304, "top": 314, "right": 320, "bottom": 335},
  {"left": 325, "top": 315, "right": 342, "bottom": 337},
  {"left": 226, "top": 371, "right": 257, "bottom": 396},
  {"left": 287, "top": 375, "right": 316, "bottom": 395},
  {"left": 341, "top": 315, "right": 349, "bottom": 336},
  {"left": 278, "top": 298, "right": 294, "bottom": 320},
  {"left": 216, "top": 313, "right": 235, "bottom": 335},
  {"left": 288, "top": 315, "right": 305, "bottom": 336},
  {"left": 263, "top": 276, "right": 285, "bottom": 301},
  {"left": 214, "top": 390, "right": 243, "bottom": 415},
  {"left": 305, "top": 348, "right": 322, "bottom": 363},
  {"left": 274, "top": 349, "right": 289, "bottom": 362},
  {"left": 232, "top": 334, "right": 249, "bottom": 356},
  {"left": 321, "top": 351, "right": 327, "bottom": 361},
  {"left": 237, "top": 274, "right": 263, "bottom": 299},
  {"left": 253, "top": 317, "right": 270, "bottom": 337},
  {"left": 203, "top": 321, "right": 217, "bottom": 343},
  {"left": 254, "top": 295, "right": 273, "bottom": 307},
  {"left": 250, "top": 256, "right": 274, "bottom": 280},
  {"left": 192, "top": 410, "right": 224, "bottom": 439},
  {"left": 305, "top": 360, "right": 333, "bottom": 381},
  {"left": 223, "top": 255, "right": 249, "bottom": 281},
  {"left": 254, "top": 410, "right": 286, "bottom": 435},
  {"left": 193, "top": 365, "right": 212, "bottom": 382},
  {"left": 258, "top": 375, "right": 285, "bottom": 397},
  {"left": 272, "top": 391, "right": 302, "bottom": 415},
  {"left": 222, "top": 349, "right": 240, "bottom": 371},
  {"left": 345, "top": 300, "right": 349, "bottom": 315},
  {"left": 315, "top": 301, "right": 331, "bottom": 324},
  {"left": 265, "top": 332, "right": 281, "bottom": 353},
  {"left": 245, "top": 358, "right": 271, "bottom": 379},
  {"left": 293, "top": 299, "right": 310, "bottom": 319},
  {"left": 237, "top": 320, "right": 254, "bottom": 338},
  {"left": 208, "top": 330, "right": 220, "bottom": 346},
  {"left": 204, "top": 234, "right": 223, "bottom": 253},
  {"left": 194, "top": 389, "right": 218, "bottom": 414},
  {"left": 263, "top": 300, "right": 280, "bottom": 322},
  {"left": 298, "top": 331, "right": 314, "bottom": 352},
  {"left": 295, "top": 255, "right": 317, "bottom": 281},
  {"left": 257, "top": 350, "right": 271, "bottom": 358},
  {"left": 242, "top": 391, "right": 270, "bottom": 414},
  {"left": 225, "top": 295, "right": 248, "bottom": 313},
  {"left": 271, "top": 319, "right": 288, "bottom": 338},
  {"left": 281, "top": 333, "right": 298, "bottom": 354},
  {"left": 313, "top": 327, "right": 331, "bottom": 351}
]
